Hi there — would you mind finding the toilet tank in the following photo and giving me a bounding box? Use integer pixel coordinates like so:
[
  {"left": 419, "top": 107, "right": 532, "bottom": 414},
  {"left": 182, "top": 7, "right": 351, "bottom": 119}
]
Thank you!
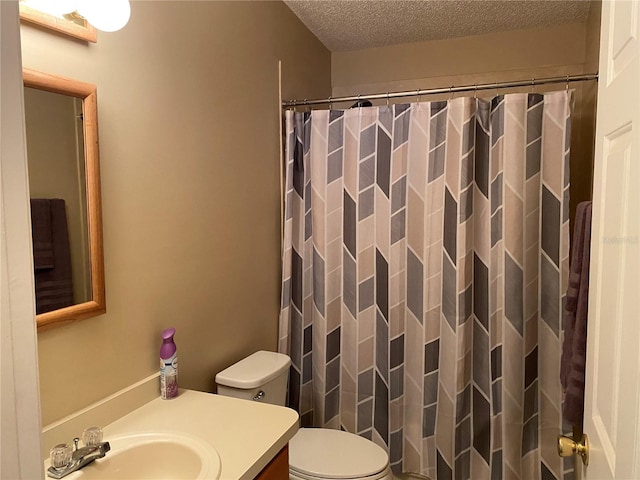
[{"left": 215, "top": 351, "right": 291, "bottom": 406}]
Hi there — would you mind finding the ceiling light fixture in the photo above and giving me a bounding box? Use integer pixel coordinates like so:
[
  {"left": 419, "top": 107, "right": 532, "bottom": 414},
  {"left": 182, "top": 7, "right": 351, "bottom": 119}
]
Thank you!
[
  {"left": 76, "top": 0, "right": 131, "bottom": 32},
  {"left": 21, "top": 0, "right": 131, "bottom": 32}
]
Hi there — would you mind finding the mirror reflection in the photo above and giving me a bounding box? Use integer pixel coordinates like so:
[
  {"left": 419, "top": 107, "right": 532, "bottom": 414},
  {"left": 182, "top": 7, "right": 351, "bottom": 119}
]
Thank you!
[
  {"left": 25, "top": 87, "right": 91, "bottom": 313},
  {"left": 23, "top": 69, "right": 105, "bottom": 330}
]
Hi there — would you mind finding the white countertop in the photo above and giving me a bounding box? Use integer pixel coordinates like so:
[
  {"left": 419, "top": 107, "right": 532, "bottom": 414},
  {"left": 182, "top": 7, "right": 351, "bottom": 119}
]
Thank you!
[{"left": 99, "top": 389, "right": 299, "bottom": 479}]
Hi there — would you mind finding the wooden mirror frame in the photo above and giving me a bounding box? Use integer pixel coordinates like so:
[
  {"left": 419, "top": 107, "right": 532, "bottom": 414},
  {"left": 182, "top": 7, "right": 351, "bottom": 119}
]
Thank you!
[
  {"left": 19, "top": 4, "right": 97, "bottom": 43},
  {"left": 24, "top": 69, "right": 106, "bottom": 330}
]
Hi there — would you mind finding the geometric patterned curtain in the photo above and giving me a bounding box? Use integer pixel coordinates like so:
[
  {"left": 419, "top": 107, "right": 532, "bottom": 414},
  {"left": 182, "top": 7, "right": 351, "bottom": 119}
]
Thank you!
[{"left": 279, "top": 92, "right": 573, "bottom": 479}]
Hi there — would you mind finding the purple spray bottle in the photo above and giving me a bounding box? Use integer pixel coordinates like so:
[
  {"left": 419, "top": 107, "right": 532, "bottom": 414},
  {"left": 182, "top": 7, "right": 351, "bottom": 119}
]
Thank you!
[{"left": 160, "top": 327, "right": 178, "bottom": 399}]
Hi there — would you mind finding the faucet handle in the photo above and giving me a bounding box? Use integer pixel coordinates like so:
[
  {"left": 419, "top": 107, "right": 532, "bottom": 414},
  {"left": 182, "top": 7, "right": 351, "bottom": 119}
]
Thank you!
[
  {"left": 50, "top": 443, "right": 73, "bottom": 472},
  {"left": 82, "top": 427, "right": 103, "bottom": 447}
]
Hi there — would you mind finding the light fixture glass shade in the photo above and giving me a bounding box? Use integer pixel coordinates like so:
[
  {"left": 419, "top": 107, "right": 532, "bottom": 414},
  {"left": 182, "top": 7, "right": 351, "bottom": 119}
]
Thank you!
[{"left": 77, "top": 0, "right": 131, "bottom": 32}]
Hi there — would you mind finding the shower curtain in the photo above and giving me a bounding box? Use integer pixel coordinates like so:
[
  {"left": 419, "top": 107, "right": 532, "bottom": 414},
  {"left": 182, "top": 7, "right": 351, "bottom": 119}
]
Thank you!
[{"left": 279, "top": 92, "right": 573, "bottom": 480}]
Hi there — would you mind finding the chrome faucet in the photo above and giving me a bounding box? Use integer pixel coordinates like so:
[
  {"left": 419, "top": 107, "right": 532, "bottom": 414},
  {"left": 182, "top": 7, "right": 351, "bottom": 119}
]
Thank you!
[{"left": 47, "top": 427, "right": 110, "bottom": 479}]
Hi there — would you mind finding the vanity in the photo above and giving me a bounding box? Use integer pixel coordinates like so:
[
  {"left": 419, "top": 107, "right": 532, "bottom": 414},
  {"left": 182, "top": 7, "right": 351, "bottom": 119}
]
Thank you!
[{"left": 44, "top": 389, "right": 298, "bottom": 479}]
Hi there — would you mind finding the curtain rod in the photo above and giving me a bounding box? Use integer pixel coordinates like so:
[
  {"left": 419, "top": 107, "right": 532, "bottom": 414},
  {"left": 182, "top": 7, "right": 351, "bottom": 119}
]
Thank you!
[{"left": 282, "top": 73, "right": 598, "bottom": 108}]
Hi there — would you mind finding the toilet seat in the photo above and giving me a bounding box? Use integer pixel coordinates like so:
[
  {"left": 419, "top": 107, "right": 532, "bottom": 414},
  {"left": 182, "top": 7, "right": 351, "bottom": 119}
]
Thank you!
[{"left": 289, "top": 428, "right": 392, "bottom": 480}]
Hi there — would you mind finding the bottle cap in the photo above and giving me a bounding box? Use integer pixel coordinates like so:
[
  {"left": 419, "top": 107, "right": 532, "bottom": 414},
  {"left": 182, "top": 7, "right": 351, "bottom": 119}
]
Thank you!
[{"left": 162, "top": 327, "right": 176, "bottom": 341}]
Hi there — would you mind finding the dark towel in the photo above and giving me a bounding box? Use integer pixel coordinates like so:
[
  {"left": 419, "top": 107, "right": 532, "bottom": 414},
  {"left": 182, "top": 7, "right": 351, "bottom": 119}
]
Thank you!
[
  {"left": 560, "top": 201, "right": 592, "bottom": 425},
  {"left": 34, "top": 199, "right": 74, "bottom": 314},
  {"left": 30, "top": 199, "right": 55, "bottom": 270}
]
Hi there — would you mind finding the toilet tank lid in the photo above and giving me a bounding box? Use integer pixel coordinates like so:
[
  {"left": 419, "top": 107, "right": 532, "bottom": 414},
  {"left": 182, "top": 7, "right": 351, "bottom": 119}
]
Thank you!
[{"left": 215, "top": 351, "right": 291, "bottom": 389}]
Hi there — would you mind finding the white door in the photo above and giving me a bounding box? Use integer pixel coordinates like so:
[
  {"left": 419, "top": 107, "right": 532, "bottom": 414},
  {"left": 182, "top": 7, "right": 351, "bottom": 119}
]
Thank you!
[
  {"left": 583, "top": 1, "right": 640, "bottom": 479},
  {"left": 0, "top": 1, "right": 43, "bottom": 478}
]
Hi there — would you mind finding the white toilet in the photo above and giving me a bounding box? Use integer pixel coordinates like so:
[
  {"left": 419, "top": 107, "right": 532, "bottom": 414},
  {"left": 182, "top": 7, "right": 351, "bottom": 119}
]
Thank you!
[{"left": 215, "top": 350, "right": 394, "bottom": 480}]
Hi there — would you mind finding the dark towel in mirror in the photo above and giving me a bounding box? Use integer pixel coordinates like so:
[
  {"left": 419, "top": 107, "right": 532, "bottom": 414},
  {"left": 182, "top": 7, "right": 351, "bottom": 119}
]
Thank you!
[
  {"left": 33, "top": 199, "right": 74, "bottom": 314},
  {"left": 30, "top": 199, "right": 55, "bottom": 270}
]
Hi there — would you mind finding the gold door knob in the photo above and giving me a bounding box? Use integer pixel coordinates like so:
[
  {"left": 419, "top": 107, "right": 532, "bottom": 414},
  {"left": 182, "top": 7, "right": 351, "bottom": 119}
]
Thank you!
[{"left": 557, "top": 434, "right": 589, "bottom": 466}]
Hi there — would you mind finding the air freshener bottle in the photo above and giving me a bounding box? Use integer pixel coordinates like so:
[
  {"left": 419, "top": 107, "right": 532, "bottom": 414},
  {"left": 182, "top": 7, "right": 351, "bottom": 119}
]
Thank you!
[{"left": 160, "top": 327, "right": 178, "bottom": 399}]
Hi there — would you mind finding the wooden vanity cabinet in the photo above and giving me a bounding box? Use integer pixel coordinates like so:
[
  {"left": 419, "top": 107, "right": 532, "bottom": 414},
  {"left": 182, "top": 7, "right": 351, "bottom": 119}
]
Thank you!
[{"left": 255, "top": 445, "right": 289, "bottom": 479}]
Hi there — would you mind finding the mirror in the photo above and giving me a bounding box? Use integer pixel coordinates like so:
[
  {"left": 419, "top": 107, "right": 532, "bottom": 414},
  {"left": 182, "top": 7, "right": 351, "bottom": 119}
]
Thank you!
[
  {"left": 19, "top": 2, "right": 97, "bottom": 43},
  {"left": 23, "top": 69, "right": 105, "bottom": 330}
]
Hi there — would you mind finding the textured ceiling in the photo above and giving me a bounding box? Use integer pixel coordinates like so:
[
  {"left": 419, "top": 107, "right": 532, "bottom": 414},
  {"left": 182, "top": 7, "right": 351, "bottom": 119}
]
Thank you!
[{"left": 283, "top": 0, "right": 591, "bottom": 52}]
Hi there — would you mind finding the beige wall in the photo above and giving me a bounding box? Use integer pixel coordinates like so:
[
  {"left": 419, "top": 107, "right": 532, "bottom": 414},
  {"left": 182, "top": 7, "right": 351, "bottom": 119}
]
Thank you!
[
  {"left": 332, "top": 23, "right": 591, "bottom": 96},
  {"left": 21, "top": 1, "right": 331, "bottom": 426},
  {"left": 578, "top": 0, "right": 602, "bottom": 203},
  {"left": 331, "top": 16, "right": 602, "bottom": 227}
]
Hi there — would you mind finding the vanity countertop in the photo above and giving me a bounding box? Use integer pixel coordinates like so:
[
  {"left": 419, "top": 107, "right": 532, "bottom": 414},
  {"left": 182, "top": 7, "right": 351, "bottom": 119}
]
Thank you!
[{"left": 99, "top": 389, "right": 299, "bottom": 479}]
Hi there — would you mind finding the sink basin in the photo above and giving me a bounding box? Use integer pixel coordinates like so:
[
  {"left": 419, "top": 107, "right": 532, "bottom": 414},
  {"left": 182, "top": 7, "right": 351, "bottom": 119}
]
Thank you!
[{"left": 60, "top": 432, "right": 221, "bottom": 480}]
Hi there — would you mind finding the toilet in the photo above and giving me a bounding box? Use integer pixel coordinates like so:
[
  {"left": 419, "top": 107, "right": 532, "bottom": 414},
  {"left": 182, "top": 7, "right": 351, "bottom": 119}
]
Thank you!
[{"left": 215, "top": 351, "right": 394, "bottom": 480}]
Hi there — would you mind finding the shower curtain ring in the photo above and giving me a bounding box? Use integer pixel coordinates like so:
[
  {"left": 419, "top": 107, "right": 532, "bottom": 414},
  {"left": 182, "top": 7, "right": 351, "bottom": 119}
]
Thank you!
[
  {"left": 566, "top": 75, "right": 570, "bottom": 91},
  {"left": 449, "top": 85, "right": 454, "bottom": 100},
  {"left": 531, "top": 78, "right": 535, "bottom": 93},
  {"left": 474, "top": 84, "right": 477, "bottom": 99},
  {"left": 329, "top": 96, "right": 332, "bottom": 110},
  {"left": 416, "top": 89, "right": 420, "bottom": 103},
  {"left": 386, "top": 92, "right": 390, "bottom": 107}
]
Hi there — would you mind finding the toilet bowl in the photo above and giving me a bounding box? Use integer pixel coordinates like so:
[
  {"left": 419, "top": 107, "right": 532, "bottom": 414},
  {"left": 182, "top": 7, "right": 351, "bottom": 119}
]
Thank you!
[
  {"left": 215, "top": 351, "right": 394, "bottom": 480},
  {"left": 289, "top": 428, "right": 392, "bottom": 480}
]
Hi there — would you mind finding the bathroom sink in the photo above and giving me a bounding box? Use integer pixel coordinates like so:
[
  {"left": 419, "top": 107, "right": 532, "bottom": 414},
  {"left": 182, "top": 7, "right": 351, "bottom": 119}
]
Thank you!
[{"left": 61, "top": 432, "right": 221, "bottom": 480}]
